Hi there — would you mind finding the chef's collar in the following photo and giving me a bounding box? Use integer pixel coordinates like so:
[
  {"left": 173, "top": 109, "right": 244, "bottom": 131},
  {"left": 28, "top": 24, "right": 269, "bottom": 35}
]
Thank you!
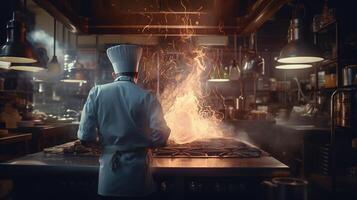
[{"left": 114, "top": 75, "right": 134, "bottom": 82}]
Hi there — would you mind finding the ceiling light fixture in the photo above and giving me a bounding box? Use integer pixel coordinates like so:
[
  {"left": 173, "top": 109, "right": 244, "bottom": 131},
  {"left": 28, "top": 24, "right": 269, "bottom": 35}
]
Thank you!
[
  {"left": 277, "top": 2, "right": 323, "bottom": 64},
  {"left": 275, "top": 64, "right": 313, "bottom": 69},
  {"left": 0, "top": 11, "right": 39, "bottom": 64},
  {"left": 48, "top": 18, "right": 61, "bottom": 76}
]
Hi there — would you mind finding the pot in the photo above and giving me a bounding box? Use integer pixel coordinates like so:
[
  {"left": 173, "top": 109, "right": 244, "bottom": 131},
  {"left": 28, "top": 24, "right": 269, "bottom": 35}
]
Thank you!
[
  {"left": 343, "top": 65, "right": 357, "bottom": 86},
  {"left": 262, "top": 177, "right": 308, "bottom": 200},
  {"left": 335, "top": 91, "right": 357, "bottom": 128}
]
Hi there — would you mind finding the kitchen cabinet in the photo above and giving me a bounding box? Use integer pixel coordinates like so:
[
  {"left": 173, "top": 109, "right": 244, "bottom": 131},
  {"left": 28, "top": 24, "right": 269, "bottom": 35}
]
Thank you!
[
  {"left": 15, "top": 123, "right": 78, "bottom": 153},
  {"left": 0, "top": 133, "right": 32, "bottom": 162}
]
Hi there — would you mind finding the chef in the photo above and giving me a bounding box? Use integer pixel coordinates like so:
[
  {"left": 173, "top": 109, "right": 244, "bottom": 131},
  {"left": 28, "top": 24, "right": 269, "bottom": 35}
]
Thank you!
[{"left": 77, "top": 44, "right": 170, "bottom": 199}]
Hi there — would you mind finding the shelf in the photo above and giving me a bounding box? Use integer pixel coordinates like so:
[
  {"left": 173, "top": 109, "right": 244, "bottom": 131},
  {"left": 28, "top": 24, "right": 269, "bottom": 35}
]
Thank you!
[
  {"left": 318, "top": 87, "right": 337, "bottom": 92},
  {"left": 314, "top": 20, "right": 337, "bottom": 34}
]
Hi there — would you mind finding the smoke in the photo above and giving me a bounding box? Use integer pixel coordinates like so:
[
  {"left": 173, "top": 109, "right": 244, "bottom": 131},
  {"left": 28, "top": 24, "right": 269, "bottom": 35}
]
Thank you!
[{"left": 29, "top": 29, "right": 64, "bottom": 64}]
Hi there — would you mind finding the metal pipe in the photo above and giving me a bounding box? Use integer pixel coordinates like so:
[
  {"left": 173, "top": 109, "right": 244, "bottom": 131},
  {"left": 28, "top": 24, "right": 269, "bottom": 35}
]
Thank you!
[{"left": 53, "top": 19, "right": 57, "bottom": 56}]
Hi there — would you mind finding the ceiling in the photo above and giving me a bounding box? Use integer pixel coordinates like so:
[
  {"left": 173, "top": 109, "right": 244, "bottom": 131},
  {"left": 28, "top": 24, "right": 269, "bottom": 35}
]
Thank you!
[{"left": 32, "top": 0, "right": 289, "bottom": 36}]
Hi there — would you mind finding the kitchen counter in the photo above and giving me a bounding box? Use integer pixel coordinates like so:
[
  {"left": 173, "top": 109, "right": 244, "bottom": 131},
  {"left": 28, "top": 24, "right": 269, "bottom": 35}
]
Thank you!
[
  {"left": 0, "top": 133, "right": 32, "bottom": 144},
  {"left": 0, "top": 138, "right": 289, "bottom": 199},
  {"left": 14, "top": 123, "right": 79, "bottom": 152},
  {"left": 0, "top": 133, "right": 32, "bottom": 162},
  {"left": 275, "top": 123, "right": 330, "bottom": 134},
  {"left": 0, "top": 150, "right": 288, "bottom": 200},
  {"left": 0, "top": 151, "right": 289, "bottom": 177}
]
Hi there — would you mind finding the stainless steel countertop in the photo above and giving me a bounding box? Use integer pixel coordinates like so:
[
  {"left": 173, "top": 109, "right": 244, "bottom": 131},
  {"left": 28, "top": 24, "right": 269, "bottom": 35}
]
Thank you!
[{"left": 0, "top": 151, "right": 289, "bottom": 177}]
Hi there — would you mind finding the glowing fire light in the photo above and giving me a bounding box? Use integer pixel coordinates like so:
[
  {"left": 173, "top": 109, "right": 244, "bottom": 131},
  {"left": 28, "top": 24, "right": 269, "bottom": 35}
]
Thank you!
[
  {"left": 141, "top": 0, "right": 234, "bottom": 144},
  {"left": 160, "top": 48, "right": 232, "bottom": 144}
]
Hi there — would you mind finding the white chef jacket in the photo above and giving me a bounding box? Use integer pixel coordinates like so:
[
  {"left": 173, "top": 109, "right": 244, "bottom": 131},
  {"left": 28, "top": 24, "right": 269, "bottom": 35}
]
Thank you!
[{"left": 77, "top": 76, "right": 170, "bottom": 197}]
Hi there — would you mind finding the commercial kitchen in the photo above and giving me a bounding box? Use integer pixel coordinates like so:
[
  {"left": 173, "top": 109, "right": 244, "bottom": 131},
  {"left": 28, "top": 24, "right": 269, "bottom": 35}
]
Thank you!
[{"left": 0, "top": 0, "right": 356, "bottom": 200}]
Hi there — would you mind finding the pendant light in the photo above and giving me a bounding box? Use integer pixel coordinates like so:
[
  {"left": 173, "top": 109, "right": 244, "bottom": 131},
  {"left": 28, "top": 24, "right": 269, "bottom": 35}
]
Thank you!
[
  {"left": 0, "top": 0, "right": 40, "bottom": 66},
  {"left": 277, "top": 2, "right": 324, "bottom": 64},
  {"left": 275, "top": 64, "right": 312, "bottom": 69},
  {"left": 48, "top": 18, "right": 61, "bottom": 76},
  {"left": 5, "top": 0, "right": 45, "bottom": 72}
]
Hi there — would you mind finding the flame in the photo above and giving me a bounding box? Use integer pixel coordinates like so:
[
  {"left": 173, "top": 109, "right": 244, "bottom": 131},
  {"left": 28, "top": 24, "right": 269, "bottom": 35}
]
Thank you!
[
  {"left": 160, "top": 48, "right": 230, "bottom": 144},
  {"left": 140, "top": 1, "right": 234, "bottom": 144}
]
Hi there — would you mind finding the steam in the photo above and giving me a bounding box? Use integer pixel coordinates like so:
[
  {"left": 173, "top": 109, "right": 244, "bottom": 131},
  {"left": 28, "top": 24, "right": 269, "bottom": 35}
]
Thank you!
[{"left": 29, "top": 29, "right": 64, "bottom": 63}]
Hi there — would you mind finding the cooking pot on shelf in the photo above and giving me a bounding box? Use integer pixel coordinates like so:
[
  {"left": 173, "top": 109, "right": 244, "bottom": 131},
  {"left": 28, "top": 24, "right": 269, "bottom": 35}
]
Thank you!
[
  {"left": 262, "top": 177, "right": 308, "bottom": 200},
  {"left": 335, "top": 90, "right": 357, "bottom": 128}
]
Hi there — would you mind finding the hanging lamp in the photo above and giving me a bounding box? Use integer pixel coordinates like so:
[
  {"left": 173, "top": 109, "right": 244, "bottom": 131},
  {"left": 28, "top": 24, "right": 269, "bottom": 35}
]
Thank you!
[
  {"left": 277, "top": 2, "right": 323, "bottom": 64},
  {"left": 5, "top": 0, "right": 45, "bottom": 72},
  {"left": 0, "top": 11, "right": 38, "bottom": 64},
  {"left": 275, "top": 64, "right": 312, "bottom": 69},
  {"left": 48, "top": 18, "right": 61, "bottom": 76}
]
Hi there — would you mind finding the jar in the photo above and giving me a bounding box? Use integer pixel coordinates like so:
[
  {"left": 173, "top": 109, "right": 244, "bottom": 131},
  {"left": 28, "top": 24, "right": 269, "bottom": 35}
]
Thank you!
[
  {"left": 325, "top": 73, "right": 336, "bottom": 88},
  {"left": 270, "top": 78, "right": 277, "bottom": 91},
  {"left": 343, "top": 65, "right": 357, "bottom": 86}
]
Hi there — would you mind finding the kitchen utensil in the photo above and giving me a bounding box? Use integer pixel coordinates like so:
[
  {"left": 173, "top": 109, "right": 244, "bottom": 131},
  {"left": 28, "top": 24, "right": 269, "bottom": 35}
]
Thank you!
[
  {"left": 243, "top": 55, "right": 265, "bottom": 76},
  {"left": 335, "top": 91, "right": 357, "bottom": 128},
  {"left": 229, "top": 59, "right": 241, "bottom": 81},
  {"left": 318, "top": 71, "right": 325, "bottom": 88},
  {"left": 262, "top": 177, "right": 308, "bottom": 200},
  {"left": 270, "top": 78, "right": 277, "bottom": 91},
  {"left": 325, "top": 73, "right": 336, "bottom": 88},
  {"left": 343, "top": 65, "right": 357, "bottom": 86},
  {"left": 228, "top": 106, "right": 235, "bottom": 120},
  {"left": 310, "top": 74, "right": 316, "bottom": 89}
]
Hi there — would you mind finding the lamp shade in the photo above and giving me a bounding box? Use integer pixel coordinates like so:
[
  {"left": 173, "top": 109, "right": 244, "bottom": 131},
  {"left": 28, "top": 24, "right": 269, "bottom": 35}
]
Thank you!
[
  {"left": 277, "top": 18, "right": 323, "bottom": 64},
  {"left": 0, "top": 12, "right": 39, "bottom": 64},
  {"left": 47, "top": 55, "right": 61, "bottom": 76},
  {"left": 10, "top": 62, "right": 45, "bottom": 72},
  {"left": 277, "top": 40, "right": 323, "bottom": 63},
  {"left": 275, "top": 64, "right": 313, "bottom": 69}
]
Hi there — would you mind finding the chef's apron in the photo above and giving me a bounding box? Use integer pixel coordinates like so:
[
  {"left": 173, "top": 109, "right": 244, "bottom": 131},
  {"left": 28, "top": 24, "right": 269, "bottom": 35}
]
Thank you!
[
  {"left": 98, "top": 146, "right": 154, "bottom": 197},
  {"left": 97, "top": 76, "right": 155, "bottom": 197}
]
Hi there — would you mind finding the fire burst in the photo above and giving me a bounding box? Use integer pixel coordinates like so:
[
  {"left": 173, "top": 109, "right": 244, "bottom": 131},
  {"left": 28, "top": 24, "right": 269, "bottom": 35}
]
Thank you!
[
  {"left": 160, "top": 47, "right": 230, "bottom": 144},
  {"left": 139, "top": 0, "right": 233, "bottom": 144}
]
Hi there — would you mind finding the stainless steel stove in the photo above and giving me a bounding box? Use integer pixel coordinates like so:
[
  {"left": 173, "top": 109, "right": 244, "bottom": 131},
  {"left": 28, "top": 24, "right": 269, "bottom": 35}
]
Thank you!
[{"left": 152, "top": 138, "right": 264, "bottom": 158}]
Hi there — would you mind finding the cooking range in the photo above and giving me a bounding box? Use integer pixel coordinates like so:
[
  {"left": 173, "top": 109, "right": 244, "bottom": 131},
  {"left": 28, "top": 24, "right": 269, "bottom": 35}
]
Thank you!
[
  {"left": 43, "top": 137, "right": 265, "bottom": 159},
  {"left": 1, "top": 138, "right": 288, "bottom": 200},
  {"left": 152, "top": 138, "right": 264, "bottom": 158}
]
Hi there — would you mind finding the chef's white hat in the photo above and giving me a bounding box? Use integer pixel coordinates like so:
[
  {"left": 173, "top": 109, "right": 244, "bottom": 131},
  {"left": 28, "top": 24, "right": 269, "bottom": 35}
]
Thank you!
[{"left": 106, "top": 44, "right": 143, "bottom": 74}]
